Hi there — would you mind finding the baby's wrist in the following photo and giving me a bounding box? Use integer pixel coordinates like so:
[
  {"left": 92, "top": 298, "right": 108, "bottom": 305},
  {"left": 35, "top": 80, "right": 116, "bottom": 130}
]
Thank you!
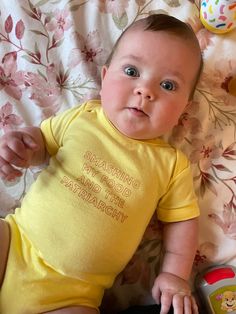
[
  {"left": 158, "top": 271, "right": 191, "bottom": 289},
  {"left": 159, "top": 271, "right": 187, "bottom": 280},
  {"left": 160, "top": 267, "right": 190, "bottom": 281},
  {"left": 158, "top": 272, "right": 191, "bottom": 294}
]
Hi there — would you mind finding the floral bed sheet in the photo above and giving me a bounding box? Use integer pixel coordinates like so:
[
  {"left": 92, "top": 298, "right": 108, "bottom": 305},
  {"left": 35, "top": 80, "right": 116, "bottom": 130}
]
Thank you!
[{"left": 0, "top": 0, "right": 236, "bottom": 312}]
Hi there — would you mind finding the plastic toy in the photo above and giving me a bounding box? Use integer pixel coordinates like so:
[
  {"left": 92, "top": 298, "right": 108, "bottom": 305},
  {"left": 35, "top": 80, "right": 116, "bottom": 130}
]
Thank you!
[
  {"left": 200, "top": 0, "right": 236, "bottom": 34},
  {"left": 195, "top": 265, "right": 236, "bottom": 313}
]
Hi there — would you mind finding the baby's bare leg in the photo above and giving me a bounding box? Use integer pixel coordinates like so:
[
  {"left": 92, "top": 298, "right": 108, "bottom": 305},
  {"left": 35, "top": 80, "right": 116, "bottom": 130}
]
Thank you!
[
  {"left": 0, "top": 219, "right": 10, "bottom": 287},
  {"left": 44, "top": 306, "right": 99, "bottom": 314}
]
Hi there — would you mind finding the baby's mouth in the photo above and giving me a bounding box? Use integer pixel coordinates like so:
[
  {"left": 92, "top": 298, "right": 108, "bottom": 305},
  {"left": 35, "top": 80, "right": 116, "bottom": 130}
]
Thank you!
[{"left": 127, "top": 107, "right": 148, "bottom": 117}]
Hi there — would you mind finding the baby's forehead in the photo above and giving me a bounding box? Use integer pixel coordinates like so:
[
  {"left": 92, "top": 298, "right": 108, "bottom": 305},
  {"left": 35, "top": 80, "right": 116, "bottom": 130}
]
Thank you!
[
  {"left": 109, "top": 24, "right": 202, "bottom": 81},
  {"left": 116, "top": 28, "right": 196, "bottom": 55},
  {"left": 119, "top": 26, "right": 190, "bottom": 45}
]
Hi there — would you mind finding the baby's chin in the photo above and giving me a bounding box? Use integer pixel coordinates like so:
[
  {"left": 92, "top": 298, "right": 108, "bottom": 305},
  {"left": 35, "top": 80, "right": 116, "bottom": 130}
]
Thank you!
[
  {"left": 116, "top": 125, "right": 162, "bottom": 140},
  {"left": 108, "top": 115, "right": 164, "bottom": 140}
]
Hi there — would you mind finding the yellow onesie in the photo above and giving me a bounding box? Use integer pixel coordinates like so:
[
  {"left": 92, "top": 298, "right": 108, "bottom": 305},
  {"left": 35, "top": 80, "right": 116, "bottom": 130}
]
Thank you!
[{"left": 0, "top": 100, "right": 199, "bottom": 313}]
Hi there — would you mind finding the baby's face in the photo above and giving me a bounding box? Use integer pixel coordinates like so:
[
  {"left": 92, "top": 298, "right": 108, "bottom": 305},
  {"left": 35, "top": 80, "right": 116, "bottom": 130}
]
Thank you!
[{"left": 100, "top": 29, "right": 201, "bottom": 140}]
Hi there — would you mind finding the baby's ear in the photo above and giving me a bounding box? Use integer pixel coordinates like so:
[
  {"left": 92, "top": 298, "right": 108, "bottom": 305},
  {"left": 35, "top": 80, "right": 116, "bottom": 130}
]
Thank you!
[
  {"left": 101, "top": 65, "right": 108, "bottom": 81},
  {"left": 100, "top": 66, "right": 108, "bottom": 97}
]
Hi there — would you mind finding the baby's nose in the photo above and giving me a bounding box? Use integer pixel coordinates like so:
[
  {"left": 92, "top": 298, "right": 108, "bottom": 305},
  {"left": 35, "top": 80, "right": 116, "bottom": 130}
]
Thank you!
[{"left": 134, "top": 86, "right": 155, "bottom": 100}]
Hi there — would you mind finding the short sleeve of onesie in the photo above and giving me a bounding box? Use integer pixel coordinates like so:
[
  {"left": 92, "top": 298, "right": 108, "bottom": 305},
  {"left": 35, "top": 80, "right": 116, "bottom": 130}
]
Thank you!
[
  {"left": 40, "top": 102, "right": 88, "bottom": 156},
  {"left": 157, "top": 149, "right": 199, "bottom": 222}
]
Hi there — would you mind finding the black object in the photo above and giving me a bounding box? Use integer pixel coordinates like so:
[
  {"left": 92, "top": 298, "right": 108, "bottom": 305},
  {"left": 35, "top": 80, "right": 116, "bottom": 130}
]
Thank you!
[{"left": 118, "top": 304, "right": 174, "bottom": 314}]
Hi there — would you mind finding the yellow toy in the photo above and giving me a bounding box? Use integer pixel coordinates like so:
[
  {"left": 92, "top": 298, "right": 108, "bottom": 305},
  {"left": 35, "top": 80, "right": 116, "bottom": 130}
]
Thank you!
[{"left": 200, "top": 0, "right": 236, "bottom": 34}]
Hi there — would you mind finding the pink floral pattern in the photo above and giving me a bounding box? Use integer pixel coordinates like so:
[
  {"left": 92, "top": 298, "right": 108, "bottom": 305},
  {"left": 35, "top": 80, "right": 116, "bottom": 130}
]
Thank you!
[
  {"left": 189, "top": 135, "right": 223, "bottom": 171},
  {"left": 0, "top": 102, "right": 23, "bottom": 132},
  {"left": 0, "top": 52, "right": 26, "bottom": 100},
  {"left": 200, "top": 59, "right": 236, "bottom": 106},
  {"left": 0, "top": 0, "right": 236, "bottom": 312},
  {"left": 45, "top": 8, "right": 72, "bottom": 40},
  {"left": 25, "top": 65, "right": 61, "bottom": 118},
  {"left": 170, "top": 101, "right": 202, "bottom": 143},
  {"left": 91, "top": 0, "right": 130, "bottom": 17},
  {"left": 209, "top": 203, "right": 236, "bottom": 239},
  {"left": 68, "top": 30, "right": 107, "bottom": 79}
]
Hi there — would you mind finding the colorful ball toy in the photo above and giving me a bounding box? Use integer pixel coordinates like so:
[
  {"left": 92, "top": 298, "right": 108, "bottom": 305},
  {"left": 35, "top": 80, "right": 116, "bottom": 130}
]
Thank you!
[{"left": 200, "top": 0, "right": 236, "bottom": 34}]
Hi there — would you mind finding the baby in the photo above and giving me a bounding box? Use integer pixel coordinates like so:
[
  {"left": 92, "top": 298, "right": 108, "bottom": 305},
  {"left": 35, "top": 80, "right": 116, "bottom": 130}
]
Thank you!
[{"left": 0, "top": 14, "right": 203, "bottom": 314}]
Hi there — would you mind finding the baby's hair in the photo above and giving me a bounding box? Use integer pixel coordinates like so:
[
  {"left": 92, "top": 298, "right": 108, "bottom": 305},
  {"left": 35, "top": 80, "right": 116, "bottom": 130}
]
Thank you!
[{"left": 105, "top": 14, "right": 203, "bottom": 100}]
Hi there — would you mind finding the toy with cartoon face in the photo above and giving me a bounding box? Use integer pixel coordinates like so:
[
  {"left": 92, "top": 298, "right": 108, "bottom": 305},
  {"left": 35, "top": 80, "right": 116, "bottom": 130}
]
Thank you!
[
  {"left": 217, "top": 290, "right": 236, "bottom": 312},
  {"left": 195, "top": 265, "right": 236, "bottom": 313}
]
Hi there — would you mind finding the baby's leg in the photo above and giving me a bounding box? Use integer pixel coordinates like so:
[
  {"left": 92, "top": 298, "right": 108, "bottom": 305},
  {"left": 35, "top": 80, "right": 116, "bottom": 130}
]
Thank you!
[
  {"left": 44, "top": 305, "right": 98, "bottom": 314},
  {"left": 0, "top": 219, "right": 10, "bottom": 287}
]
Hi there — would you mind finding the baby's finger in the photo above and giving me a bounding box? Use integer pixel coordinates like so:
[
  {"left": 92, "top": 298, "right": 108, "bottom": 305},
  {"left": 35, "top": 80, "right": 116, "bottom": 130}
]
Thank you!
[
  {"left": 191, "top": 296, "right": 199, "bottom": 314},
  {"left": 5, "top": 171, "right": 22, "bottom": 181},
  {"left": 152, "top": 286, "right": 161, "bottom": 304},
  {"left": 183, "top": 295, "right": 192, "bottom": 314},
  {"left": 172, "top": 293, "right": 184, "bottom": 314},
  {"left": 7, "top": 138, "right": 29, "bottom": 163},
  {"left": 22, "top": 133, "right": 39, "bottom": 150},
  {"left": 0, "top": 149, "right": 27, "bottom": 168},
  {"left": 0, "top": 162, "right": 22, "bottom": 181},
  {"left": 160, "top": 291, "right": 172, "bottom": 314}
]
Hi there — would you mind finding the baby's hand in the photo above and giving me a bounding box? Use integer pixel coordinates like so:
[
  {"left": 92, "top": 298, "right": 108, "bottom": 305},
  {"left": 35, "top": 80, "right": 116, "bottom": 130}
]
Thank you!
[
  {"left": 0, "top": 131, "right": 39, "bottom": 181},
  {"left": 152, "top": 272, "right": 198, "bottom": 314}
]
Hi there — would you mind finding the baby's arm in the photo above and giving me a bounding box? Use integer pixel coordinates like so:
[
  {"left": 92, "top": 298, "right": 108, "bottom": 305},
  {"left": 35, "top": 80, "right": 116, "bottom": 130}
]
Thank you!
[
  {"left": 0, "top": 127, "right": 46, "bottom": 181},
  {"left": 152, "top": 218, "right": 199, "bottom": 314}
]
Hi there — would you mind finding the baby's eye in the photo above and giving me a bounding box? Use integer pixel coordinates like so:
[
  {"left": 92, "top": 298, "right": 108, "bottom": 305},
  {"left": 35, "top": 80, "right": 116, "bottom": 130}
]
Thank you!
[
  {"left": 124, "top": 66, "right": 139, "bottom": 77},
  {"left": 160, "top": 80, "right": 176, "bottom": 91}
]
